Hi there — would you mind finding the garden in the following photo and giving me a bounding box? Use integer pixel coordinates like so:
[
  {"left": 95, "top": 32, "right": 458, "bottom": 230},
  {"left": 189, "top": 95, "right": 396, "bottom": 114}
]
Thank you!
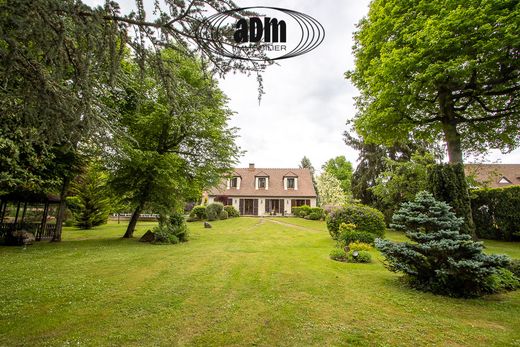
[{"left": 1, "top": 217, "right": 519, "bottom": 346}]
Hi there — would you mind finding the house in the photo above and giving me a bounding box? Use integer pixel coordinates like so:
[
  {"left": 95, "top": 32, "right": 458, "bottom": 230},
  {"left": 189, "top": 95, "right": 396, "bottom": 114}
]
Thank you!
[
  {"left": 206, "top": 163, "right": 317, "bottom": 216},
  {"left": 465, "top": 164, "right": 520, "bottom": 188}
]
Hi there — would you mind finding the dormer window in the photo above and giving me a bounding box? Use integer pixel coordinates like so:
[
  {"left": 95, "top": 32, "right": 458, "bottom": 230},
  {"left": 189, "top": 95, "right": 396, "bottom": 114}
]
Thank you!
[
  {"left": 287, "top": 178, "right": 295, "bottom": 189},
  {"left": 231, "top": 177, "right": 238, "bottom": 188},
  {"left": 258, "top": 177, "right": 266, "bottom": 189}
]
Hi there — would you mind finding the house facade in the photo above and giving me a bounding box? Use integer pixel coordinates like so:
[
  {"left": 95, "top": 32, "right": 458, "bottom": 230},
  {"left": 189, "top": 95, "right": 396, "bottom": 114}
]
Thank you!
[
  {"left": 465, "top": 164, "right": 520, "bottom": 188},
  {"left": 206, "top": 164, "right": 317, "bottom": 216}
]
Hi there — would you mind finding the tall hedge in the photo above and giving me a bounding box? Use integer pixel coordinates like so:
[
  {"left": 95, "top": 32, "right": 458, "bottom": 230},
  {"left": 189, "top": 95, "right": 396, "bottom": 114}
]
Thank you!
[
  {"left": 326, "top": 204, "right": 385, "bottom": 239},
  {"left": 471, "top": 186, "right": 520, "bottom": 241},
  {"left": 428, "top": 164, "right": 475, "bottom": 237}
]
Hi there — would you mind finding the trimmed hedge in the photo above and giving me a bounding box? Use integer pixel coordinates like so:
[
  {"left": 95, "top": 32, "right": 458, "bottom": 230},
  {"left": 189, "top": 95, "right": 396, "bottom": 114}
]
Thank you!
[
  {"left": 471, "top": 186, "right": 520, "bottom": 241},
  {"left": 326, "top": 204, "right": 385, "bottom": 239}
]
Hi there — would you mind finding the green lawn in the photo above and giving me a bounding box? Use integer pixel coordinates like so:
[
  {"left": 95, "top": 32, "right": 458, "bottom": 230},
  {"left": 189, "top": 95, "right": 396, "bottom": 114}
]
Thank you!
[{"left": 1, "top": 218, "right": 519, "bottom": 346}]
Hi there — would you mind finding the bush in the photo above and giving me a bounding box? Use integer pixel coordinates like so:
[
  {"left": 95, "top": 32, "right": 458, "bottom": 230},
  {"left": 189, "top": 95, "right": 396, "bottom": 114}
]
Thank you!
[
  {"left": 224, "top": 205, "right": 239, "bottom": 218},
  {"left": 376, "top": 191, "right": 511, "bottom": 297},
  {"left": 153, "top": 212, "right": 188, "bottom": 244},
  {"left": 471, "top": 186, "right": 520, "bottom": 241},
  {"left": 190, "top": 205, "right": 207, "bottom": 220},
  {"left": 347, "top": 250, "right": 371, "bottom": 263},
  {"left": 485, "top": 268, "right": 520, "bottom": 293},
  {"left": 330, "top": 248, "right": 347, "bottom": 262},
  {"left": 298, "top": 205, "right": 311, "bottom": 217},
  {"left": 291, "top": 206, "right": 301, "bottom": 217},
  {"left": 206, "top": 202, "right": 224, "bottom": 221},
  {"left": 326, "top": 204, "right": 385, "bottom": 240},
  {"left": 306, "top": 212, "right": 321, "bottom": 220},
  {"left": 340, "top": 230, "right": 376, "bottom": 245},
  {"left": 348, "top": 241, "right": 373, "bottom": 251},
  {"left": 219, "top": 210, "right": 229, "bottom": 220}
]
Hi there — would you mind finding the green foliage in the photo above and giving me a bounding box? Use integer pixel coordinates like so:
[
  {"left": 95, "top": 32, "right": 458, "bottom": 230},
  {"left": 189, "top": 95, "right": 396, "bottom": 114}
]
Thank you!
[
  {"left": 339, "top": 230, "right": 376, "bottom": 246},
  {"left": 347, "top": 0, "right": 520, "bottom": 159},
  {"left": 190, "top": 206, "right": 207, "bottom": 220},
  {"left": 306, "top": 211, "right": 322, "bottom": 220},
  {"left": 428, "top": 164, "right": 475, "bottom": 237},
  {"left": 322, "top": 156, "right": 354, "bottom": 195},
  {"left": 223, "top": 205, "right": 239, "bottom": 218},
  {"left": 206, "top": 202, "right": 224, "bottom": 221},
  {"left": 326, "top": 204, "right": 385, "bottom": 238},
  {"left": 300, "top": 156, "right": 319, "bottom": 204},
  {"left": 295, "top": 205, "right": 311, "bottom": 218},
  {"left": 347, "top": 250, "right": 371, "bottom": 263},
  {"left": 219, "top": 210, "right": 229, "bottom": 220},
  {"left": 66, "top": 163, "right": 111, "bottom": 229},
  {"left": 329, "top": 248, "right": 347, "bottom": 262},
  {"left": 370, "top": 152, "right": 434, "bottom": 223},
  {"left": 507, "top": 259, "right": 520, "bottom": 279},
  {"left": 153, "top": 212, "right": 189, "bottom": 244},
  {"left": 485, "top": 268, "right": 520, "bottom": 293},
  {"left": 348, "top": 241, "right": 373, "bottom": 252},
  {"left": 377, "top": 191, "right": 511, "bottom": 297},
  {"left": 471, "top": 186, "right": 520, "bottom": 241}
]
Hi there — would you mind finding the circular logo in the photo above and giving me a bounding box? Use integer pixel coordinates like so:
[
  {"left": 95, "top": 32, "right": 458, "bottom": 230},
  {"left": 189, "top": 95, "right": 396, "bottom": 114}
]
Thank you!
[{"left": 196, "top": 7, "right": 325, "bottom": 61}]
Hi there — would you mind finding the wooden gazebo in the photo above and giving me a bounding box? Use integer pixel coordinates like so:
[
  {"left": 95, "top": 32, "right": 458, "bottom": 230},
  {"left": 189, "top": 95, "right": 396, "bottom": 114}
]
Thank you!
[{"left": 0, "top": 191, "right": 61, "bottom": 241}]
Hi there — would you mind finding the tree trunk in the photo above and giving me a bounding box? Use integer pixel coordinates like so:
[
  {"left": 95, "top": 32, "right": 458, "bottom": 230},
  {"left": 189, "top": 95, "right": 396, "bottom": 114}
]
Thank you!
[
  {"left": 442, "top": 121, "right": 463, "bottom": 164},
  {"left": 51, "top": 176, "right": 71, "bottom": 242},
  {"left": 123, "top": 203, "right": 143, "bottom": 238}
]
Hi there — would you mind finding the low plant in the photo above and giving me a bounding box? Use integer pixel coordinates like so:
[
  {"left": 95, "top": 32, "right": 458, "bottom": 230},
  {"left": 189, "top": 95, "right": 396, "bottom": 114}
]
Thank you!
[
  {"left": 485, "top": 268, "right": 520, "bottom": 293},
  {"left": 206, "top": 202, "right": 224, "bottom": 221},
  {"left": 348, "top": 241, "right": 373, "bottom": 251},
  {"left": 291, "top": 206, "right": 301, "bottom": 217},
  {"left": 298, "top": 205, "right": 311, "bottom": 217},
  {"left": 347, "top": 250, "right": 371, "bottom": 263},
  {"left": 306, "top": 212, "right": 322, "bottom": 220},
  {"left": 224, "top": 205, "right": 240, "bottom": 218},
  {"left": 508, "top": 259, "right": 520, "bottom": 279},
  {"left": 330, "top": 248, "right": 347, "bottom": 262},
  {"left": 153, "top": 212, "right": 189, "bottom": 244}
]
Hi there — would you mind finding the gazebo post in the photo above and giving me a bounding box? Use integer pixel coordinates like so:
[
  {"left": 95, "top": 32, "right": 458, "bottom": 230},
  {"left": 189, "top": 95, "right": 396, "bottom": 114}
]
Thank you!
[
  {"left": 39, "top": 202, "right": 49, "bottom": 241},
  {"left": 21, "top": 201, "right": 27, "bottom": 223},
  {"left": 13, "top": 201, "right": 21, "bottom": 225}
]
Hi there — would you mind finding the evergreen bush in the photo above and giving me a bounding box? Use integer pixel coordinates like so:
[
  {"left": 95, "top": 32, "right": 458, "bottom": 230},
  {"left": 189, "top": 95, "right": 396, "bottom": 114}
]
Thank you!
[
  {"left": 153, "top": 212, "right": 188, "bottom": 244},
  {"left": 376, "top": 191, "right": 511, "bottom": 297}
]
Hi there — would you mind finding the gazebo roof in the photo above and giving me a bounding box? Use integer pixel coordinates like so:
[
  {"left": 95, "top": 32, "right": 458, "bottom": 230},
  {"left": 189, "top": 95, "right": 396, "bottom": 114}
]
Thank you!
[{"left": 0, "top": 191, "right": 61, "bottom": 203}]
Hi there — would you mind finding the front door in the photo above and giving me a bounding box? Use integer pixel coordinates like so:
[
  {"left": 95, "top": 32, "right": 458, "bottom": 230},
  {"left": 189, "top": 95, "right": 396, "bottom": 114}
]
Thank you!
[
  {"left": 239, "top": 199, "right": 258, "bottom": 215},
  {"left": 266, "top": 199, "right": 285, "bottom": 215}
]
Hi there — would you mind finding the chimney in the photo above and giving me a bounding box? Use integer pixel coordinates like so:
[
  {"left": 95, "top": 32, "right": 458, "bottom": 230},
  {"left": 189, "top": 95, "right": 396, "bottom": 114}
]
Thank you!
[{"left": 248, "top": 163, "right": 255, "bottom": 171}]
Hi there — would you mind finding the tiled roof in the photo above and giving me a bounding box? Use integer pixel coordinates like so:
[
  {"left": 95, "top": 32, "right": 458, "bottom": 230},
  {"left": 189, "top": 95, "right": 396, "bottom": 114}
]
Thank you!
[
  {"left": 465, "top": 164, "right": 520, "bottom": 188},
  {"left": 208, "top": 167, "right": 317, "bottom": 197}
]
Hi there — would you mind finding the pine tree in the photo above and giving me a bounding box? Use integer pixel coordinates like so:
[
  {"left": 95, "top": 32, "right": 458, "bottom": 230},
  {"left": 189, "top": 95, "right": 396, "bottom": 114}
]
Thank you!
[{"left": 376, "top": 191, "right": 510, "bottom": 297}]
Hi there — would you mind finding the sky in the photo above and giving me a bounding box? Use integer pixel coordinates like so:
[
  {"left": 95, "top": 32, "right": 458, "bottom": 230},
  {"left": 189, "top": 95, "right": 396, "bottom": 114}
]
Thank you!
[{"left": 85, "top": 0, "right": 520, "bottom": 170}]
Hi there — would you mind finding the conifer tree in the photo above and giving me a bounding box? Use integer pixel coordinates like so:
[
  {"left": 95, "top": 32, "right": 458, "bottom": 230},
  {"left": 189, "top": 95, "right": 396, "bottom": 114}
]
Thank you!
[{"left": 376, "top": 191, "right": 511, "bottom": 297}]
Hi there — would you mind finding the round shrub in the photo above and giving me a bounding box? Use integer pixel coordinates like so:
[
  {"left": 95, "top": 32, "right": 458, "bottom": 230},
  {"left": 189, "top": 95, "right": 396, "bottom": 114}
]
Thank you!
[
  {"left": 348, "top": 250, "right": 371, "bottom": 263},
  {"left": 190, "top": 205, "right": 207, "bottom": 220},
  {"left": 291, "top": 206, "right": 301, "bottom": 217},
  {"left": 339, "top": 230, "right": 376, "bottom": 245},
  {"left": 330, "top": 248, "right": 347, "bottom": 262},
  {"left": 206, "top": 202, "right": 224, "bottom": 221},
  {"left": 224, "top": 205, "right": 240, "bottom": 218},
  {"left": 219, "top": 210, "right": 229, "bottom": 220},
  {"left": 326, "top": 204, "right": 385, "bottom": 238}
]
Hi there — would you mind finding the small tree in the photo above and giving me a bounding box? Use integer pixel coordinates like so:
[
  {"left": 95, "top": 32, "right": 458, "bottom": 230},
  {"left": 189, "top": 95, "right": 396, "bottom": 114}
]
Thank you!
[
  {"left": 66, "top": 163, "right": 112, "bottom": 229},
  {"left": 316, "top": 172, "right": 347, "bottom": 207},
  {"left": 376, "top": 191, "right": 510, "bottom": 297}
]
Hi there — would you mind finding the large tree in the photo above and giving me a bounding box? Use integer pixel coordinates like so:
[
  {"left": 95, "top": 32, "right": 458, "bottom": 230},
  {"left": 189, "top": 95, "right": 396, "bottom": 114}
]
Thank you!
[
  {"left": 322, "top": 156, "right": 354, "bottom": 196},
  {"left": 299, "top": 156, "right": 320, "bottom": 203},
  {"left": 346, "top": 0, "right": 520, "bottom": 164},
  {"left": 110, "top": 50, "right": 239, "bottom": 238},
  {"left": 0, "top": 0, "right": 267, "bottom": 241},
  {"left": 316, "top": 172, "right": 347, "bottom": 207}
]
